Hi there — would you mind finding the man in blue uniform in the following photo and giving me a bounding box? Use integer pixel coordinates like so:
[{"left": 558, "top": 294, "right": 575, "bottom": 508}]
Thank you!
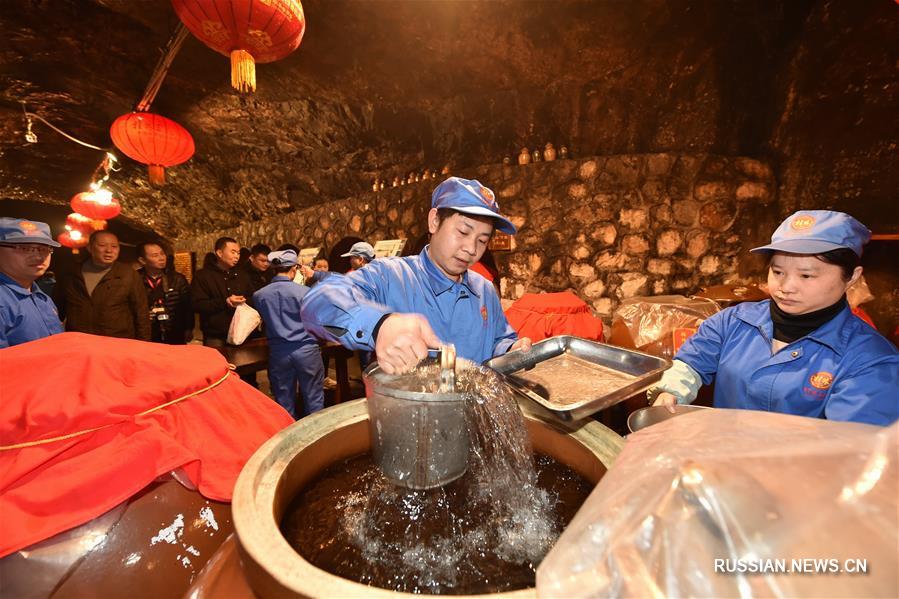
[
  {"left": 648, "top": 210, "right": 898, "bottom": 426},
  {"left": 253, "top": 249, "right": 325, "bottom": 418},
  {"left": 0, "top": 218, "right": 63, "bottom": 348},
  {"left": 301, "top": 177, "right": 531, "bottom": 374}
]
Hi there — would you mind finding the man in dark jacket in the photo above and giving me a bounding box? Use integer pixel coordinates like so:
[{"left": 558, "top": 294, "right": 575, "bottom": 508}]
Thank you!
[
  {"left": 190, "top": 236, "right": 253, "bottom": 347},
  {"left": 243, "top": 243, "right": 273, "bottom": 294},
  {"left": 137, "top": 241, "right": 193, "bottom": 344},
  {"left": 56, "top": 230, "right": 150, "bottom": 340}
]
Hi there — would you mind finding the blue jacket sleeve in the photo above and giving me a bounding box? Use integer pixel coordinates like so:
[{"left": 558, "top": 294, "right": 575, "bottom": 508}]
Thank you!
[
  {"left": 672, "top": 308, "right": 733, "bottom": 386},
  {"left": 825, "top": 351, "right": 899, "bottom": 426},
  {"left": 300, "top": 266, "right": 391, "bottom": 351}
]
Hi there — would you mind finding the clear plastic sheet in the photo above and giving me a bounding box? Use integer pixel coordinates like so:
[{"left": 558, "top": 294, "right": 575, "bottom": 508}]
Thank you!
[
  {"left": 610, "top": 295, "right": 720, "bottom": 358},
  {"left": 537, "top": 409, "right": 899, "bottom": 598}
]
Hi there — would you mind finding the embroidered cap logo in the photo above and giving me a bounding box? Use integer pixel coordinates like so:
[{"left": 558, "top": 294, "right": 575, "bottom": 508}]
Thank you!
[
  {"left": 790, "top": 215, "right": 816, "bottom": 232},
  {"left": 477, "top": 186, "right": 497, "bottom": 209},
  {"left": 19, "top": 221, "right": 38, "bottom": 232}
]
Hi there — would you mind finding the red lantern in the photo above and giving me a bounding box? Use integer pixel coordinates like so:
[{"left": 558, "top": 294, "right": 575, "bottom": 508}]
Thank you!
[
  {"left": 71, "top": 190, "right": 122, "bottom": 220},
  {"left": 171, "top": 0, "right": 306, "bottom": 93},
  {"left": 65, "top": 213, "right": 106, "bottom": 237},
  {"left": 110, "top": 112, "right": 195, "bottom": 186},
  {"left": 58, "top": 230, "right": 89, "bottom": 252}
]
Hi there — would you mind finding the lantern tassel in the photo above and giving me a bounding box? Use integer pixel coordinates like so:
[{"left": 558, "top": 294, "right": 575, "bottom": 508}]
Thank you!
[
  {"left": 148, "top": 164, "right": 166, "bottom": 186},
  {"left": 230, "top": 49, "right": 257, "bottom": 93}
]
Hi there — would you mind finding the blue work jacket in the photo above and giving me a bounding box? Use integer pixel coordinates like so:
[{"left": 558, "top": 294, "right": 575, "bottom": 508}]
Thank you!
[
  {"left": 676, "top": 300, "right": 899, "bottom": 426},
  {"left": 252, "top": 276, "right": 318, "bottom": 352},
  {"left": 0, "top": 272, "right": 63, "bottom": 349},
  {"left": 300, "top": 246, "right": 518, "bottom": 364}
]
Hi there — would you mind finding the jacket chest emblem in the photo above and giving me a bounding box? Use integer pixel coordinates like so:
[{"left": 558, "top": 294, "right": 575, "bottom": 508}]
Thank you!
[{"left": 809, "top": 371, "right": 833, "bottom": 390}]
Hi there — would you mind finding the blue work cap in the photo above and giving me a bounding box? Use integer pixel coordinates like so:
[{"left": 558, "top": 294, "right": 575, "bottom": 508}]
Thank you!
[
  {"left": 268, "top": 249, "right": 298, "bottom": 267},
  {"left": 751, "top": 210, "right": 871, "bottom": 258},
  {"left": 340, "top": 242, "right": 375, "bottom": 260},
  {"left": 431, "top": 177, "right": 517, "bottom": 235},
  {"left": 0, "top": 218, "right": 61, "bottom": 247}
]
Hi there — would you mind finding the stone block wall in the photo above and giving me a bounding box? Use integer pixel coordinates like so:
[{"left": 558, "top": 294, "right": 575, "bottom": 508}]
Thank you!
[{"left": 176, "top": 153, "right": 775, "bottom": 317}]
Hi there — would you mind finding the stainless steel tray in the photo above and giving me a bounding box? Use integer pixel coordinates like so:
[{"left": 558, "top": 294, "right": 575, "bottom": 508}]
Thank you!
[{"left": 485, "top": 336, "right": 671, "bottom": 421}]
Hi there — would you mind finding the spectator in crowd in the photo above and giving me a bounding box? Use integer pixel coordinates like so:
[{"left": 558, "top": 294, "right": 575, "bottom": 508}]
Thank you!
[
  {"left": 313, "top": 257, "right": 329, "bottom": 272},
  {"left": 253, "top": 249, "right": 325, "bottom": 418},
  {"left": 191, "top": 236, "right": 253, "bottom": 348},
  {"left": 137, "top": 241, "right": 194, "bottom": 344},
  {"left": 56, "top": 230, "right": 150, "bottom": 340},
  {"left": 341, "top": 241, "right": 375, "bottom": 273},
  {"left": 0, "top": 218, "right": 63, "bottom": 348},
  {"left": 244, "top": 243, "right": 273, "bottom": 293}
]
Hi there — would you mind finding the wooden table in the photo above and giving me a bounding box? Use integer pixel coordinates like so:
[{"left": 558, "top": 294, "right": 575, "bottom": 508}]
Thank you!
[{"left": 215, "top": 338, "right": 355, "bottom": 405}]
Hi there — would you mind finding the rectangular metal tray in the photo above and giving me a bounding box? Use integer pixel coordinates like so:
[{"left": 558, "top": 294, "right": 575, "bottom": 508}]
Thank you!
[{"left": 485, "top": 336, "right": 671, "bottom": 421}]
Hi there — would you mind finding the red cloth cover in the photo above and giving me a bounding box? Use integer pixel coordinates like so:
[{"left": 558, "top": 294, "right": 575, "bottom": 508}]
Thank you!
[
  {"left": 469, "top": 261, "right": 495, "bottom": 282},
  {"left": 505, "top": 291, "right": 605, "bottom": 342},
  {"left": 851, "top": 306, "right": 876, "bottom": 329},
  {"left": 0, "top": 333, "right": 293, "bottom": 558}
]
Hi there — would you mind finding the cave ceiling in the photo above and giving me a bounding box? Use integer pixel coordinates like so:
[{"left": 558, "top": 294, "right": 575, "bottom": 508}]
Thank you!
[{"left": 0, "top": 0, "right": 807, "bottom": 239}]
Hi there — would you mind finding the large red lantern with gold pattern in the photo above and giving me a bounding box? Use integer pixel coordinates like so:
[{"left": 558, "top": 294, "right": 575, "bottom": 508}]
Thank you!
[
  {"left": 171, "top": 0, "right": 306, "bottom": 93},
  {"left": 70, "top": 190, "right": 122, "bottom": 220},
  {"left": 110, "top": 112, "right": 195, "bottom": 185}
]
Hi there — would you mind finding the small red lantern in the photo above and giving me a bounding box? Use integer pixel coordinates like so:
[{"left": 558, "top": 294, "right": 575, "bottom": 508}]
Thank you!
[
  {"left": 171, "top": 0, "right": 306, "bottom": 93},
  {"left": 71, "top": 190, "right": 122, "bottom": 220},
  {"left": 65, "top": 213, "right": 106, "bottom": 237},
  {"left": 58, "top": 230, "right": 89, "bottom": 252},
  {"left": 110, "top": 112, "right": 195, "bottom": 185}
]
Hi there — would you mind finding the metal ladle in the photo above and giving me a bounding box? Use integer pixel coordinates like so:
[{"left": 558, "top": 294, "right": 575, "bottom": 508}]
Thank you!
[{"left": 438, "top": 344, "right": 456, "bottom": 393}]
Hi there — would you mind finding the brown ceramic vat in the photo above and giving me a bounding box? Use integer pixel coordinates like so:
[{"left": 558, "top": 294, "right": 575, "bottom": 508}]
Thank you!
[{"left": 218, "top": 398, "right": 623, "bottom": 599}]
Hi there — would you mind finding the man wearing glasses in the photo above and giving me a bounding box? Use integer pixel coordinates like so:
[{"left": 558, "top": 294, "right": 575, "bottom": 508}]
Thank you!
[{"left": 0, "top": 218, "right": 63, "bottom": 348}]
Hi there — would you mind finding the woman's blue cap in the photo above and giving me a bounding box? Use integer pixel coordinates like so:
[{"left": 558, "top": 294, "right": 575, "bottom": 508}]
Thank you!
[
  {"left": 751, "top": 210, "right": 871, "bottom": 257},
  {"left": 431, "top": 177, "right": 517, "bottom": 235}
]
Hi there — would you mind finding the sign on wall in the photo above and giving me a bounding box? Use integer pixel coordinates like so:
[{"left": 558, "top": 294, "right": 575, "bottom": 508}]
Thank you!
[{"left": 374, "top": 239, "right": 406, "bottom": 258}]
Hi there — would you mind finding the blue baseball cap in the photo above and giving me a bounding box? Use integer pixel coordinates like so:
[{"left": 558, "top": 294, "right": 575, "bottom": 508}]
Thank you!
[
  {"left": 751, "top": 210, "right": 871, "bottom": 257},
  {"left": 341, "top": 241, "right": 375, "bottom": 260},
  {"left": 268, "top": 249, "right": 298, "bottom": 267},
  {"left": 431, "top": 177, "right": 517, "bottom": 235},
  {"left": 0, "top": 218, "right": 61, "bottom": 247}
]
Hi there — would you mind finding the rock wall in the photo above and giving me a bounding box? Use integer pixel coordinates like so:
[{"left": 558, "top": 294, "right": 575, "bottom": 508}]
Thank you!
[{"left": 177, "top": 153, "right": 774, "bottom": 317}]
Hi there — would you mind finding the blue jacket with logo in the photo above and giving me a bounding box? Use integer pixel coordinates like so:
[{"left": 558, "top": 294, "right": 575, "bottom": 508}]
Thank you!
[
  {"left": 676, "top": 300, "right": 899, "bottom": 426},
  {"left": 300, "top": 246, "right": 518, "bottom": 364},
  {"left": 0, "top": 272, "right": 63, "bottom": 348}
]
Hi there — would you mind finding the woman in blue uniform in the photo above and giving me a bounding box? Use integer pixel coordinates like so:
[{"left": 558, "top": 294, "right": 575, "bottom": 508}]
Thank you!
[{"left": 648, "top": 210, "right": 898, "bottom": 426}]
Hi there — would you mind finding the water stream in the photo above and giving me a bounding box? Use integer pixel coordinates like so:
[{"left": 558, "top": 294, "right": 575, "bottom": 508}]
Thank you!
[{"left": 280, "top": 363, "right": 593, "bottom": 594}]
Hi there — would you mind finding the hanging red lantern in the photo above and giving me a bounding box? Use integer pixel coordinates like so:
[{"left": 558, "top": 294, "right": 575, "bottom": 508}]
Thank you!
[
  {"left": 110, "top": 112, "right": 195, "bottom": 185},
  {"left": 70, "top": 190, "right": 122, "bottom": 220},
  {"left": 58, "top": 230, "right": 89, "bottom": 252},
  {"left": 171, "top": 0, "right": 306, "bottom": 93},
  {"left": 65, "top": 213, "right": 106, "bottom": 237}
]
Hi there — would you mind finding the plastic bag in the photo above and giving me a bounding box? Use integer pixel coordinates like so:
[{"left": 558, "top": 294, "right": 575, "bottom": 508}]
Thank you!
[
  {"left": 847, "top": 274, "right": 875, "bottom": 308},
  {"left": 226, "top": 303, "right": 261, "bottom": 345},
  {"left": 609, "top": 295, "right": 720, "bottom": 358},
  {"left": 537, "top": 409, "right": 898, "bottom": 598}
]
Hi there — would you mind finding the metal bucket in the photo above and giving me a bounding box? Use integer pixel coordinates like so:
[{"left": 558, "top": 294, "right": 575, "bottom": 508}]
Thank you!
[{"left": 363, "top": 361, "right": 469, "bottom": 489}]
